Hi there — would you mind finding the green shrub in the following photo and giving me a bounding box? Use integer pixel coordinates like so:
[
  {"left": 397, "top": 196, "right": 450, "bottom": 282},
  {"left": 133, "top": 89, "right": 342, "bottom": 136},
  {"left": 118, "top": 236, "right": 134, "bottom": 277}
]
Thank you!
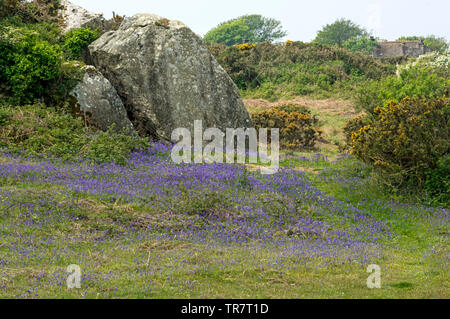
[
  {"left": 81, "top": 127, "right": 149, "bottom": 165},
  {"left": 400, "top": 51, "right": 450, "bottom": 78},
  {"left": 251, "top": 105, "right": 321, "bottom": 150},
  {"left": 342, "top": 37, "right": 377, "bottom": 55},
  {"left": 349, "top": 97, "right": 449, "bottom": 195},
  {"left": 63, "top": 27, "right": 100, "bottom": 59},
  {"left": 355, "top": 66, "right": 450, "bottom": 114},
  {"left": 0, "top": 19, "right": 86, "bottom": 106},
  {"left": 0, "top": 103, "right": 149, "bottom": 164},
  {"left": 424, "top": 155, "right": 450, "bottom": 205},
  {"left": 0, "top": 25, "right": 63, "bottom": 104},
  {"left": 209, "top": 41, "right": 395, "bottom": 99}
]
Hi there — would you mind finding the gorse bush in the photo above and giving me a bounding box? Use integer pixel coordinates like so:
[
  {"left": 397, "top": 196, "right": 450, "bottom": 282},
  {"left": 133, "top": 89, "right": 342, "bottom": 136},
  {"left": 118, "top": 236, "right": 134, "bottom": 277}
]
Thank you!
[
  {"left": 355, "top": 66, "right": 450, "bottom": 115},
  {"left": 63, "top": 27, "right": 100, "bottom": 59},
  {"left": 0, "top": 103, "right": 149, "bottom": 164},
  {"left": 343, "top": 114, "right": 368, "bottom": 147},
  {"left": 348, "top": 97, "right": 449, "bottom": 202},
  {"left": 208, "top": 43, "right": 259, "bottom": 90},
  {"left": 251, "top": 105, "right": 321, "bottom": 150}
]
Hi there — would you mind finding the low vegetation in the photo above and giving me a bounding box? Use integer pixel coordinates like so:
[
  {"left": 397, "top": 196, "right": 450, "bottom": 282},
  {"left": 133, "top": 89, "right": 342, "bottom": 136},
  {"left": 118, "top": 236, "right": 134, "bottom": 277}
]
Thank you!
[
  {"left": 355, "top": 64, "right": 449, "bottom": 114},
  {"left": 0, "top": 103, "right": 149, "bottom": 164},
  {"left": 209, "top": 41, "right": 395, "bottom": 100}
]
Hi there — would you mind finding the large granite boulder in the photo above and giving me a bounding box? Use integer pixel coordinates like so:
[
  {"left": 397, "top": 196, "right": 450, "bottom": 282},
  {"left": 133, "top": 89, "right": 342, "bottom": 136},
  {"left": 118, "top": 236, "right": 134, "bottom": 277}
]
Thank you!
[
  {"left": 87, "top": 14, "right": 252, "bottom": 140},
  {"left": 70, "top": 66, "right": 135, "bottom": 135},
  {"left": 59, "top": 0, "right": 107, "bottom": 33}
]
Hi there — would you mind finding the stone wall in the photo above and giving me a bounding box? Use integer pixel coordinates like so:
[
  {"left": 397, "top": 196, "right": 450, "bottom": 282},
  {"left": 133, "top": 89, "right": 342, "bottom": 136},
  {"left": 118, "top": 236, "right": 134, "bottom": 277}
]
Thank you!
[{"left": 373, "top": 41, "right": 431, "bottom": 58}]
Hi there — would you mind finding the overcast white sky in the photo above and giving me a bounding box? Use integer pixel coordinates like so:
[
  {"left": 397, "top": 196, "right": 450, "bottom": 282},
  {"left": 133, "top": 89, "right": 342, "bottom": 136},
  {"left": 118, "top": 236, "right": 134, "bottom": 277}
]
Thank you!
[{"left": 72, "top": 0, "right": 449, "bottom": 42}]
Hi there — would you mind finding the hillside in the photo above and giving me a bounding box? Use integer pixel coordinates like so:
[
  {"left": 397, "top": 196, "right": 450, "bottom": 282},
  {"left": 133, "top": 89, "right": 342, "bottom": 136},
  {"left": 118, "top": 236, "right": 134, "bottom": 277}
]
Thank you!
[{"left": 208, "top": 42, "right": 399, "bottom": 101}]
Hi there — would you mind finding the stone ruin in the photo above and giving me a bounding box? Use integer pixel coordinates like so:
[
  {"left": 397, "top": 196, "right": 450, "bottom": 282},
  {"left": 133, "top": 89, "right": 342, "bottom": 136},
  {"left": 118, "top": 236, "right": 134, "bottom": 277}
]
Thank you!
[{"left": 373, "top": 40, "right": 431, "bottom": 58}]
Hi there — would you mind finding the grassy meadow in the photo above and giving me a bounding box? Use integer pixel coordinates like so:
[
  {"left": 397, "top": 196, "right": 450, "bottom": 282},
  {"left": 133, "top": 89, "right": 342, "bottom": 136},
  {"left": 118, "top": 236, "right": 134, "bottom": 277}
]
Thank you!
[{"left": 0, "top": 100, "right": 448, "bottom": 299}]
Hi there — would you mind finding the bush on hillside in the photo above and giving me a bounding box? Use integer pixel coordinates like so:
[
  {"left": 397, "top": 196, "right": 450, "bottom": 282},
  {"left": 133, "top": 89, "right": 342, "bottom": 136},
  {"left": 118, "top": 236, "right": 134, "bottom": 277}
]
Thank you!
[
  {"left": 0, "top": 27, "right": 63, "bottom": 104},
  {"left": 0, "top": 18, "right": 86, "bottom": 105},
  {"left": 355, "top": 66, "right": 450, "bottom": 115},
  {"left": 209, "top": 43, "right": 259, "bottom": 90},
  {"left": 251, "top": 105, "right": 321, "bottom": 150},
  {"left": 397, "top": 51, "right": 450, "bottom": 78},
  {"left": 343, "top": 114, "right": 368, "bottom": 147},
  {"left": 342, "top": 37, "right": 377, "bottom": 55},
  {"left": 0, "top": 103, "right": 149, "bottom": 164},
  {"left": 348, "top": 97, "right": 449, "bottom": 201},
  {"left": 63, "top": 27, "right": 100, "bottom": 59},
  {"left": 209, "top": 41, "right": 395, "bottom": 99}
]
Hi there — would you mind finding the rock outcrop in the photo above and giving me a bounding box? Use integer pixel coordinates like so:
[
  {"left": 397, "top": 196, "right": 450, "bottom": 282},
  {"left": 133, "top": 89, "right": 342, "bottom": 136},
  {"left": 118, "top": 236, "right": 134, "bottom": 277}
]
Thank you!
[
  {"left": 59, "top": 0, "right": 107, "bottom": 33},
  {"left": 88, "top": 14, "right": 252, "bottom": 140},
  {"left": 70, "top": 66, "right": 135, "bottom": 134}
]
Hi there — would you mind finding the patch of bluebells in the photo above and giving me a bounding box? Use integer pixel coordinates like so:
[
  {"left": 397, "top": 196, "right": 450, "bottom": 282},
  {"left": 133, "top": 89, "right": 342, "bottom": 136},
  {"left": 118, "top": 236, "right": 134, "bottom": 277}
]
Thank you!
[{"left": 0, "top": 144, "right": 448, "bottom": 296}]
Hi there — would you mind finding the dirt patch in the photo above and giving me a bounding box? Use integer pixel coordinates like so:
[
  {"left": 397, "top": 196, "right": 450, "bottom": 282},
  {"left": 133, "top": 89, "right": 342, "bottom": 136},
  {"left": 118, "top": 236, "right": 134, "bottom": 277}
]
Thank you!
[
  {"left": 245, "top": 164, "right": 318, "bottom": 174},
  {"left": 244, "top": 97, "right": 359, "bottom": 118}
]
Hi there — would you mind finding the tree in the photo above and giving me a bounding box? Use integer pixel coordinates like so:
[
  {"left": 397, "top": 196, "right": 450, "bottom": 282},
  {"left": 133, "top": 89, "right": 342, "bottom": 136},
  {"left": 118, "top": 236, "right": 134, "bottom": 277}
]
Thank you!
[
  {"left": 342, "top": 37, "right": 377, "bottom": 55},
  {"left": 204, "top": 14, "right": 287, "bottom": 46},
  {"left": 397, "top": 35, "right": 449, "bottom": 53},
  {"left": 314, "top": 18, "right": 369, "bottom": 46}
]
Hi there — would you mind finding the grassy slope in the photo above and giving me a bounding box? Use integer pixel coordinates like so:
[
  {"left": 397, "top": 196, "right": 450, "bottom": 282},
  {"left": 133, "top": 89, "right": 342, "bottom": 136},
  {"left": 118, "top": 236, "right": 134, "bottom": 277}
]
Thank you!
[{"left": 0, "top": 99, "right": 448, "bottom": 299}]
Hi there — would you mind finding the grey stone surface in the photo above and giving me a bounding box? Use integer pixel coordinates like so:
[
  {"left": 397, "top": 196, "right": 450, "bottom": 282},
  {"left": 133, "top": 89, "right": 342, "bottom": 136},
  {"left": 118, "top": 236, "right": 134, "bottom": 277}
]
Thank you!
[
  {"left": 70, "top": 66, "right": 135, "bottom": 135},
  {"left": 373, "top": 41, "right": 431, "bottom": 58},
  {"left": 88, "top": 14, "right": 252, "bottom": 140},
  {"left": 59, "top": 0, "right": 107, "bottom": 33}
]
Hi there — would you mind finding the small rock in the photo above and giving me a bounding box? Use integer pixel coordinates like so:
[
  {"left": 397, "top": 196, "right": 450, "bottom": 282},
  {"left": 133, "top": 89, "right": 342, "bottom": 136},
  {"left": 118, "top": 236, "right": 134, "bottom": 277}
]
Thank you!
[
  {"left": 58, "top": 0, "right": 107, "bottom": 33},
  {"left": 70, "top": 66, "right": 136, "bottom": 135}
]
